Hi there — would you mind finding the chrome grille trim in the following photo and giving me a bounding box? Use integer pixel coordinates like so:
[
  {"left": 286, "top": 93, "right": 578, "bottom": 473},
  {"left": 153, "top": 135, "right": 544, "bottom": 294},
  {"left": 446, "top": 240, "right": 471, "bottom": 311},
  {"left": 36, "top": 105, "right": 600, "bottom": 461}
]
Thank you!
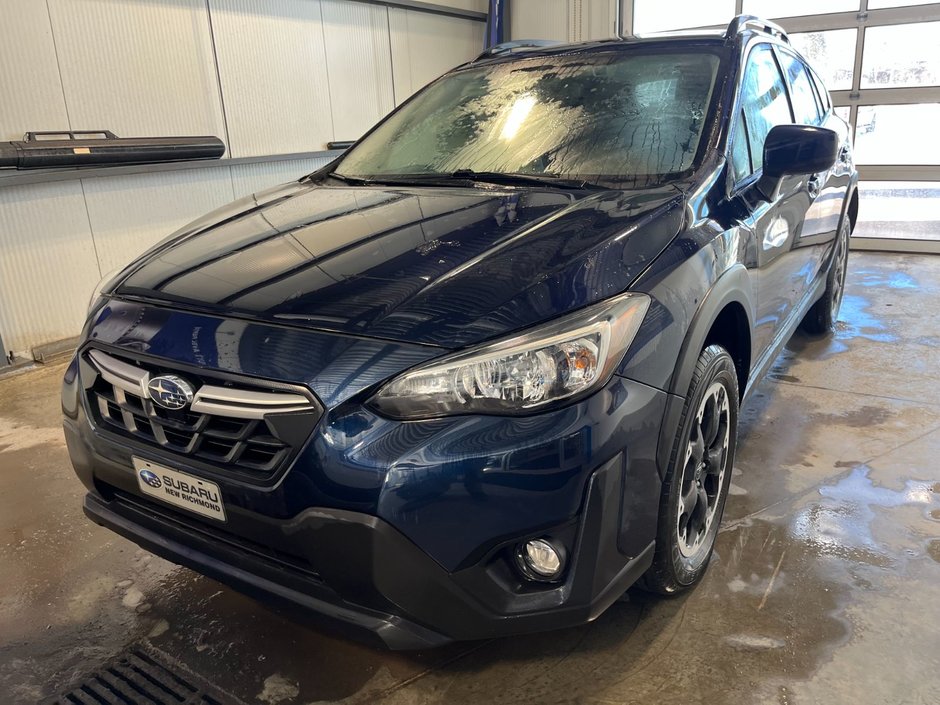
[
  {"left": 87, "top": 350, "right": 317, "bottom": 419},
  {"left": 82, "top": 348, "right": 323, "bottom": 482},
  {"left": 88, "top": 348, "right": 149, "bottom": 397},
  {"left": 191, "top": 385, "right": 314, "bottom": 420}
]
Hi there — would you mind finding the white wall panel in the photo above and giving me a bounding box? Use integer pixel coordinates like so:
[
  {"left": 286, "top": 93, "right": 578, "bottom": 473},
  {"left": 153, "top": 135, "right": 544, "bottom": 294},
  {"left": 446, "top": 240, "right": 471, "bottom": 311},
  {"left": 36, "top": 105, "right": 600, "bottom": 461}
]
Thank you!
[
  {"left": 82, "top": 168, "right": 236, "bottom": 274},
  {"left": 210, "top": 0, "right": 334, "bottom": 157},
  {"left": 0, "top": 1, "right": 70, "bottom": 141},
  {"left": 45, "top": 0, "right": 226, "bottom": 142},
  {"left": 420, "top": 0, "right": 487, "bottom": 12},
  {"left": 0, "top": 181, "right": 100, "bottom": 352},
  {"left": 322, "top": 1, "right": 395, "bottom": 140},
  {"left": 581, "top": 0, "right": 617, "bottom": 40},
  {"left": 389, "top": 9, "right": 485, "bottom": 100},
  {"left": 510, "top": 0, "right": 569, "bottom": 41},
  {"left": 230, "top": 156, "right": 335, "bottom": 199}
]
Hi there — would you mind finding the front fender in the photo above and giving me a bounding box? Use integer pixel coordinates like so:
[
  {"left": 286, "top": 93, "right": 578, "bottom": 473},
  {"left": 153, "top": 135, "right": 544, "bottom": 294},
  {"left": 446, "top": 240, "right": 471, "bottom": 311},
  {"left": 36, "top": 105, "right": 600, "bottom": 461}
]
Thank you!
[
  {"left": 623, "top": 226, "right": 755, "bottom": 479},
  {"left": 666, "top": 263, "right": 754, "bottom": 400}
]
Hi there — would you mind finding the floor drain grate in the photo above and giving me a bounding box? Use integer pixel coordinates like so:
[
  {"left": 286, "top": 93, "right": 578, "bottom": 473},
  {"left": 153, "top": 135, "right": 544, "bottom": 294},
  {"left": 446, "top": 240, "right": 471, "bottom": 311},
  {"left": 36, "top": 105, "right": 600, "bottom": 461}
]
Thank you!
[{"left": 43, "top": 644, "right": 241, "bottom": 705}]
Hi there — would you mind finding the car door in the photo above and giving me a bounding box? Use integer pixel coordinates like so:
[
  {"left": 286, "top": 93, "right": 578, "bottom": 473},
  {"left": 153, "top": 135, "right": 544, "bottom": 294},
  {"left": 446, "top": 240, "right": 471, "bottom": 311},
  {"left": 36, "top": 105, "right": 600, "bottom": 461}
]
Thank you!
[
  {"left": 727, "top": 43, "right": 811, "bottom": 359},
  {"left": 775, "top": 47, "right": 848, "bottom": 292}
]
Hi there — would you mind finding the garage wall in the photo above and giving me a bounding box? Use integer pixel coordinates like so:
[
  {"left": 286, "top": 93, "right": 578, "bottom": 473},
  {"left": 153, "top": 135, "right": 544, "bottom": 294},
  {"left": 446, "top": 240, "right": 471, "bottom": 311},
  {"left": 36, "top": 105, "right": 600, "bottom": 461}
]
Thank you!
[
  {"left": 389, "top": 8, "right": 487, "bottom": 96},
  {"left": 0, "top": 0, "right": 485, "bottom": 357},
  {"left": 509, "top": 0, "right": 619, "bottom": 42}
]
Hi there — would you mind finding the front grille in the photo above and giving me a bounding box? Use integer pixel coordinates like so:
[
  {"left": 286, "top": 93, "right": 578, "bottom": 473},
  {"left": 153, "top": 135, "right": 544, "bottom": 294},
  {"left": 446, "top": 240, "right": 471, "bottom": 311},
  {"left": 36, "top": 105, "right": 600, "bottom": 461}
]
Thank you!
[{"left": 83, "top": 347, "right": 322, "bottom": 483}]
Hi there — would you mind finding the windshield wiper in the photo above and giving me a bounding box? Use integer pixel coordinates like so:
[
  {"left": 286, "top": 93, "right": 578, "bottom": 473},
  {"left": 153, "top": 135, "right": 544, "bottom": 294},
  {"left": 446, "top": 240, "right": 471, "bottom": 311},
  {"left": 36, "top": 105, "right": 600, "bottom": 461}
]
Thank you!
[
  {"left": 327, "top": 170, "right": 602, "bottom": 190},
  {"left": 327, "top": 172, "right": 455, "bottom": 187},
  {"left": 326, "top": 172, "right": 372, "bottom": 185},
  {"left": 448, "top": 169, "right": 600, "bottom": 190}
]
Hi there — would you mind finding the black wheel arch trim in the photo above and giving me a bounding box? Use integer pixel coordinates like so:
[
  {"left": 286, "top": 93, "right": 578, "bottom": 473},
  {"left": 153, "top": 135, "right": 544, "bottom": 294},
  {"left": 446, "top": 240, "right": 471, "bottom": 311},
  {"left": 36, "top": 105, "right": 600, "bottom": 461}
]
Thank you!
[
  {"left": 667, "top": 263, "right": 755, "bottom": 401},
  {"left": 813, "top": 177, "right": 858, "bottom": 306},
  {"left": 655, "top": 264, "right": 755, "bottom": 478}
]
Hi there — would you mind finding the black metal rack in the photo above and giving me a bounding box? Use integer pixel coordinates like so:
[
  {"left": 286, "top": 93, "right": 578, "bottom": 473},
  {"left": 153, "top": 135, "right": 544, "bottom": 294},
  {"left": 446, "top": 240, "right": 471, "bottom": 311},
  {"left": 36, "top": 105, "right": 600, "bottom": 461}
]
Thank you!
[{"left": 0, "top": 130, "right": 225, "bottom": 170}]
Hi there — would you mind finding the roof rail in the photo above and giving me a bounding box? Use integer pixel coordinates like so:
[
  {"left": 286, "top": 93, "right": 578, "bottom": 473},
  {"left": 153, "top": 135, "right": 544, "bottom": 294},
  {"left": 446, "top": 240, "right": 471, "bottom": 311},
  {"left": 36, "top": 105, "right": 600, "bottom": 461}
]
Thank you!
[
  {"left": 724, "top": 15, "right": 790, "bottom": 44},
  {"left": 473, "top": 39, "right": 561, "bottom": 62}
]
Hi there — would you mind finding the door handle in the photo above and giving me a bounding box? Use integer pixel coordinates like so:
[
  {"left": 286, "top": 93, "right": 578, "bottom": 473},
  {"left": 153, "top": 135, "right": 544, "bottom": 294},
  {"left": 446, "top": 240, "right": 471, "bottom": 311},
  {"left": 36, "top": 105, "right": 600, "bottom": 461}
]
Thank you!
[{"left": 807, "top": 175, "right": 821, "bottom": 198}]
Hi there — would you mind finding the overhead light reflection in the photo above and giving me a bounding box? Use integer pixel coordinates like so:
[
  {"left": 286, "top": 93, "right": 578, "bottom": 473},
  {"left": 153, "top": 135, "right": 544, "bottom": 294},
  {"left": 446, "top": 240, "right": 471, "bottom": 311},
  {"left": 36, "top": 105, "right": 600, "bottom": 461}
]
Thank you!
[{"left": 501, "top": 94, "right": 537, "bottom": 141}]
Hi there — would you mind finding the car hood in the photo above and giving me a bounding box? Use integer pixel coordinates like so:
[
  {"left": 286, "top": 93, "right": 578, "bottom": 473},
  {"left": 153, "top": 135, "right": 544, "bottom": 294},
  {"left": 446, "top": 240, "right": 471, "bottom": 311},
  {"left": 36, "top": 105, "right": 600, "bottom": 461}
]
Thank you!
[{"left": 115, "top": 181, "right": 684, "bottom": 348}]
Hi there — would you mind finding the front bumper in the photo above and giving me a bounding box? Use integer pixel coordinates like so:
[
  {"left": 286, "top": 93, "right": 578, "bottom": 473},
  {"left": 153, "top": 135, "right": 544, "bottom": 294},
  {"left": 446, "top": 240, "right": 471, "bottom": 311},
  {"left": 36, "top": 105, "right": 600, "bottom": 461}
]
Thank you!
[
  {"left": 70, "top": 420, "right": 655, "bottom": 648},
  {"left": 63, "top": 329, "right": 668, "bottom": 647},
  {"left": 81, "top": 491, "right": 454, "bottom": 649},
  {"left": 80, "top": 472, "right": 655, "bottom": 649}
]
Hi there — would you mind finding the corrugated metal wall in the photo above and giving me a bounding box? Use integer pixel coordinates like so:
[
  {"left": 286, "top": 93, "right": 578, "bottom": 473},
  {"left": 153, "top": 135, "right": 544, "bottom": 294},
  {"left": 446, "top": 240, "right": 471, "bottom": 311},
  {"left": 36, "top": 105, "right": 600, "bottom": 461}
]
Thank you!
[
  {"left": 388, "top": 8, "right": 486, "bottom": 96},
  {"left": 0, "top": 0, "right": 485, "bottom": 357},
  {"left": 510, "top": 0, "right": 618, "bottom": 42},
  {"left": 510, "top": 0, "right": 570, "bottom": 41}
]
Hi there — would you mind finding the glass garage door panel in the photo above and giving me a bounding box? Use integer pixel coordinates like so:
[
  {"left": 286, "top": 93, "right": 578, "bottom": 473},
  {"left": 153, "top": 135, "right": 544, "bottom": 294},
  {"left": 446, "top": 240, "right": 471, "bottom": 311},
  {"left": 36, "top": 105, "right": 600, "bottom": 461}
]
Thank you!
[
  {"left": 834, "top": 106, "right": 850, "bottom": 123},
  {"left": 854, "top": 104, "right": 940, "bottom": 164},
  {"left": 861, "top": 22, "right": 940, "bottom": 88},
  {"left": 632, "top": 0, "right": 735, "bottom": 34},
  {"left": 867, "top": 0, "right": 939, "bottom": 8},
  {"left": 789, "top": 29, "right": 856, "bottom": 90},
  {"left": 854, "top": 182, "right": 940, "bottom": 241},
  {"left": 742, "top": 0, "right": 858, "bottom": 18}
]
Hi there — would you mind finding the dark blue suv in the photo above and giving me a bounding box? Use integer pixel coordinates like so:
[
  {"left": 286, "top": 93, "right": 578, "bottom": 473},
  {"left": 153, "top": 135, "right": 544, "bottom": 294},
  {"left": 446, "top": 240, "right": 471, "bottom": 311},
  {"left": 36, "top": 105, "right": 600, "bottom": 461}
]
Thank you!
[{"left": 63, "top": 16, "right": 858, "bottom": 648}]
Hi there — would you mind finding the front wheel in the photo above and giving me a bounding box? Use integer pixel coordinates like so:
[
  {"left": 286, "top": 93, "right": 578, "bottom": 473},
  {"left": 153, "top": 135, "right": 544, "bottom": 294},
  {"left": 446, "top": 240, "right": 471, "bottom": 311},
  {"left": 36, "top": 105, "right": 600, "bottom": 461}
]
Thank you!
[
  {"left": 640, "top": 345, "right": 738, "bottom": 594},
  {"left": 802, "top": 216, "right": 850, "bottom": 334}
]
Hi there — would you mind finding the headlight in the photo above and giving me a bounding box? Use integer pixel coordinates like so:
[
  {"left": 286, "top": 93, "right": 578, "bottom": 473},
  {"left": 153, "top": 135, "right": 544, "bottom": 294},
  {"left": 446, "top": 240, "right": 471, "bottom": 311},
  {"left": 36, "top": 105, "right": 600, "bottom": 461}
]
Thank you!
[
  {"left": 88, "top": 268, "right": 122, "bottom": 312},
  {"left": 370, "top": 292, "right": 650, "bottom": 419}
]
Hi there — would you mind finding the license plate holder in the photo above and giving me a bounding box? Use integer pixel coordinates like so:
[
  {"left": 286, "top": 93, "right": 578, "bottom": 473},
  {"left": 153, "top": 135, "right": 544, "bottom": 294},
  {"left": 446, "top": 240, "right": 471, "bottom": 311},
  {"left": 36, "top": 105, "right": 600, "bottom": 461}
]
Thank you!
[{"left": 133, "top": 456, "right": 226, "bottom": 522}]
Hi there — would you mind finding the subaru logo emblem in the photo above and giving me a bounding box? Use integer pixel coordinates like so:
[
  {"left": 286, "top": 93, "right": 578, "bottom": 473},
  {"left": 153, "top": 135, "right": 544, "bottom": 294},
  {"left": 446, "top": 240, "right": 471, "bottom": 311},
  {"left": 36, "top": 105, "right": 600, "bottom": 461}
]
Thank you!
[
  {"left": 147, "top": 374, "right": 196, "bottom": 410},
  {"left": 139, "top": 469, "right": 162, "bottom": 488}
]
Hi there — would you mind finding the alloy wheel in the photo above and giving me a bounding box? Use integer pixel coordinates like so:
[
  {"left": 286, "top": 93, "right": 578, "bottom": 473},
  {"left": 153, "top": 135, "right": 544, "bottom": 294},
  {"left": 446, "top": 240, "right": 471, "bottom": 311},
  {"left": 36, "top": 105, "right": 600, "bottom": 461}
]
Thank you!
[{"left": 676, "top": 381, "right": 731, "bottom": 557}]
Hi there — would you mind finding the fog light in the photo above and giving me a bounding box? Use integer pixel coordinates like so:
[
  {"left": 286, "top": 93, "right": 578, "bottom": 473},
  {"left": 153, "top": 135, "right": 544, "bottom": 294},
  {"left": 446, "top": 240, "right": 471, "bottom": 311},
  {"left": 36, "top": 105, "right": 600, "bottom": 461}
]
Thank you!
[{"left": 518, "top": 538, "right": 565, "bottom": 581}]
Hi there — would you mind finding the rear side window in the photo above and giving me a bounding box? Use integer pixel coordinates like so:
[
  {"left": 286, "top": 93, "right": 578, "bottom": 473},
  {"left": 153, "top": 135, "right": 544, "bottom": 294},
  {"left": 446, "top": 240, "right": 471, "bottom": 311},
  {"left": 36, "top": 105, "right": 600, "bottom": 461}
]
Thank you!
[
  {"left": 733, "top": 44, "right": 793, "bottom": 179},
  {"left": 805, "top": 70, "right": 826, "bottom": 119},
  {"left": 777, "top": 49, "right": 822, "bottom": 125},
  {"left": 809, "top": 66, "right": 832, "bottom": 112}
]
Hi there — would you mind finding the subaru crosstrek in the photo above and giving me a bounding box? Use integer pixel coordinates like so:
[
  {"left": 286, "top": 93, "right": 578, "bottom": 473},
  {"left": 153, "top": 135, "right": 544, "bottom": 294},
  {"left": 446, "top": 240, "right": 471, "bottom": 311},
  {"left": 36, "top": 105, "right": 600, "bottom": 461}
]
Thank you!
[{"left": 63, "top": 16, "right": 858, "bottom": 648}]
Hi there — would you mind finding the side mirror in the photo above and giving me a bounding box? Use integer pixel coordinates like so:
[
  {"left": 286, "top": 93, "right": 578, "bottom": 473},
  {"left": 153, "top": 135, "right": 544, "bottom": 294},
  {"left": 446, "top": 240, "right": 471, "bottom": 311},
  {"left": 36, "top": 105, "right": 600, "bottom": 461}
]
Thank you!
[{"left": 757, "top": 124, "right": 839, "bottom": 201}]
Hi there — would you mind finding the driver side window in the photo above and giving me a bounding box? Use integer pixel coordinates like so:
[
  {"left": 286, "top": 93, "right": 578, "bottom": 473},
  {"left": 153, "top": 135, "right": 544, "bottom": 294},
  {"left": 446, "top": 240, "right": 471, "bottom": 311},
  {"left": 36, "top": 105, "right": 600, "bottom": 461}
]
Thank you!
[{"left": 730, "top": 44, "right": 794, "bottom": 184}]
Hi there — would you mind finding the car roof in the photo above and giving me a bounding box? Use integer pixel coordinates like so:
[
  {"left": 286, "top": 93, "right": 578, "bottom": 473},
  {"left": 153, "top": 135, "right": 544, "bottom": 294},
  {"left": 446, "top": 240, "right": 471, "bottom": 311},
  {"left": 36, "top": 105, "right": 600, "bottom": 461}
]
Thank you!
[
  {"left": 466, "top": 16, "right": 791, "bottom": 68},
  {"left": 463, "top": 34, "right": 729, "bottom": 69}
]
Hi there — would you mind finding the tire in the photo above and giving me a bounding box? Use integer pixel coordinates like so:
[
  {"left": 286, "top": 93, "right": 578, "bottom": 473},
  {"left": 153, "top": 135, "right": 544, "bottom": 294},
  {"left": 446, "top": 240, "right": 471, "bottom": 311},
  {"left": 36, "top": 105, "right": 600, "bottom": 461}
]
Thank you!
[
  {"left": 640, "top": 345, "right": 739, "bottom": 595},
  {"left": 802, "top": 216, "right": 850, "bottom": 335}
]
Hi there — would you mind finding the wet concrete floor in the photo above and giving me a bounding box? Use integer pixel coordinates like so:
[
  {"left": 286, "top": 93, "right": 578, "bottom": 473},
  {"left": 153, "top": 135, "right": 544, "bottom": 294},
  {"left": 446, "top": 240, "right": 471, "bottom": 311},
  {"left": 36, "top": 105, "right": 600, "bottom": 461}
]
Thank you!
[{"left": 1, "top": 252, "right": 939, "bottom": 704}]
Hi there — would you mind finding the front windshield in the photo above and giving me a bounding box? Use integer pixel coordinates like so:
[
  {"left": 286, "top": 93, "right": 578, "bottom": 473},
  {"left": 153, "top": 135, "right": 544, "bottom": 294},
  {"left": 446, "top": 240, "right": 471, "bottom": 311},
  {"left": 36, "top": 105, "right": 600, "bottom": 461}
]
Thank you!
[{"left": 335, "top": 49, "right": 721, "bottom": 185}]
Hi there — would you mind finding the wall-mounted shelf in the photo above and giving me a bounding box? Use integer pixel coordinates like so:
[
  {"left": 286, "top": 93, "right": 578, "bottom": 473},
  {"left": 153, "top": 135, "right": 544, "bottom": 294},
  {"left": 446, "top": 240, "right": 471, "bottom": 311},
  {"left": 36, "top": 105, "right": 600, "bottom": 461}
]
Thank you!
[{"left": 0, "top": 149, "right": 344, "bottom": 188}]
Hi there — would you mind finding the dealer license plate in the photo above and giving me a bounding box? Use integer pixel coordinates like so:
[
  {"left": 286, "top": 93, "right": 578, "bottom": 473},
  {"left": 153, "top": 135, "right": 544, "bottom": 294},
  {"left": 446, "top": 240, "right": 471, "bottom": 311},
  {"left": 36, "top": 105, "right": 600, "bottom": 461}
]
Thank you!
[{"left": 133, "top": 457, "right": 226, "bottom": 522}]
